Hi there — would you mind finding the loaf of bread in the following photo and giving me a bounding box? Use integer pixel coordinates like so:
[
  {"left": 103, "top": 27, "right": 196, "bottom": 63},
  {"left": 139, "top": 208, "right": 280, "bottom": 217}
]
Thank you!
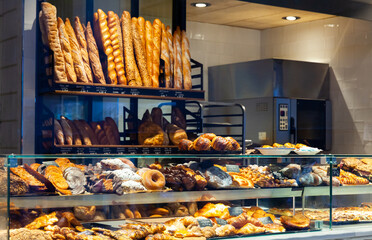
[
  {"left": 166, "top": 26, "right": 174, "bottom": 88},
  {"left": 103, "top": 121, "right": 117, "bottom": 145},
  {"left": 74, "top": 17, "right": 93, "bottom": 83},
  {"left": 54, "top": 119, "right": 64, "bottom": 145},
  {"left": 107, "top": 11, "right": 126, "bottom": 85},
  {"left": 95, "top": 9, "right": 117, "bottom": 84},
  {"left": 138, "top": 17, "right": 146, "bottom": 53},
  {"left": 161, "top": 24, "right": 171, "bottom": 88},
  {"left": 115, "top": 14, "right": 125, "bottom": 66},
  {"left": 66, "top": 119, "right": 82, "bottom": 145},
  {"left": 57, "top": 17, "right": 77, "bottom": 82},
  {"left": 85, "top": 21, "right": 106, "bottom": 84},
  {"left": 38, "top": 11, "right": 53, "bottom": 85},
  {"left": 151, "top": 107, "right": 163, "bottom": 129},
  {"left": 181, "top": 30, "right": 192, "bottom": 90},
  {"left": 90, "top": 122, "right": 109, "bottom": 145},
  {"left": 152, "top": 19, "right": 162, "bottom": 87},
  {"left": 40, "top": 2, "right": 68, "bottom": 82},
  {"left": 60, "top": 116, "right": 73, "bottom": 145},
  {"left": 166, "top": 124, "right": 188, "bottom": 145},
  {"left": 173, "top": 27, "right": 183, "bottom": 89},
  {"left": 73, "top": 120, "right": 92, "bottom": 145},
  {"left": 105, "top": 117, "right": 120, "bottom": 145},
  {"left": 145, "top": 21, "right": 154, "bottom": 77},
  {"left": 79, "top": 120, "right": 99, "bottom": 145},
  {"left": 65, "top": 18, "right": 89, "bottom": 83},
  {"left": 172, "top": 107, "right": 187, "bottom": 129},
  {"left": 132, "top": 18, "right": 152, "bottom": 87}
]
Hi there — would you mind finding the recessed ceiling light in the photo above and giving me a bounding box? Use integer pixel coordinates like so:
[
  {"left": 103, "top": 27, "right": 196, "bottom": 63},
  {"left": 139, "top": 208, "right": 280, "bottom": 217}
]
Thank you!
[
  {"left": 282, "top": 16, "right": 300, "bottom": 21},
  {"left": 191, "top": 2, "right": 211, "bottom": 8}
]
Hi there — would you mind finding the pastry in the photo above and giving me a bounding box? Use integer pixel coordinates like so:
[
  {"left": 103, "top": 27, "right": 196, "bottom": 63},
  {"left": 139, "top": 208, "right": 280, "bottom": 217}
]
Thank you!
[
  {"left": 74, "top": 16, "right": 93, "bottom": 83},
  {"left": 193, "top": 137, "right": 211, "bottom": 151},
  {"left": 194, "top": 203, "right": 230, "bottom": 219},
  {"left": 40, "top": 2, "right": 68, "bottom": 82},
  {"left": 205, "top": 166, "right": 233, "bottom": 189},
  {"left": 236, "top": 223, "right": 265, "bottom": 235},
  {"left": 141, "top": 169, "right": 165, "bottom": 190},
  {"left": 10, "top": 228, "right": 53, "bottom": 240},
  {"left": 145, "top": 20, "right": 154, "bottom": 77},
  {"left": 173, "top": 27, "right": 183, "bottom": 89},
  {"left": 211, "top": 136, "right": 233, "bottom": 151},
  {"left": 132, "top": 18, "right": 152, "bottom": 86},
  {"left": 215, "top": 224, "right": 236, "bottom": 237},
  {"left": 187, "top": 202, "right": 198, "bottom": 215},
  {"left": 54, "top": 119, "right": 64, "bottom": 145},
  {"left": 225, "top": 137, "right": 240, "bottom": 151},
  {"left": 181, "top": 30, "right": 192, "bottom": 89},
  {"left": 25, "top": 212, "right": 59, "bottom": 229},
  {"left": 74, "top": 206, "right": 97, "bottom": 221},
  {"left": 178, "top": 139, "right": 194, "bottom": 151},
  {"left": 109, "top": 169, "right": 142, "bottom": 181},
  {"left": 85, "top": 21, "right": 106, "bottom": 84},
  {"left": 280, "top": 214, "right": 310, "bottom": 230},
  {"left": 166, "top": 26, "right": 174, "bottom": 88},
  {"left": 10, "top": 166, "right": 45, "bottom": 188},
  {"left": 63, "top": 167, "right": 86, "bottom": 194},
  {"left": 149, "top": 208, "right": 170, "bottom": 216},
  {"left": 161, "top": 24, "right": 171, "bottom": 88},
  {"left": 199, "top": 133, "right": 216, "bottom": 141},
  {"left": 57, "top": 17, "right": 76, "bottom": 82},
  {"left": 166, "top": 124, "right": 188, "bottom": 145},
  {"left": 101, "top": 158, "right": 133, "bottom": 170},
  {"left": 152, "top": 19, "right": 162, "bottom": 87},
  {"left": 60, "top": 116, "right": 73, "bottom": 145},
  {"left": 107, "top": 11, "right": 126, "bottom": 85},
  {"left": 65, "top": 18, "right": 88, "bottom": 83},
  {"left": 138, "top": 121, "right": 166, "bottom": 145},
  {"left": 174, "top": 205, "right": 189, "bottom": 216}
]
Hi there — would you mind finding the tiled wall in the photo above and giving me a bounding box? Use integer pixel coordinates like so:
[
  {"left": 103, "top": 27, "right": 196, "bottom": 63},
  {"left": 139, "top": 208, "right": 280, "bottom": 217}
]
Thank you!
[
  {"left": 186, "top": 21, "right": 261, "bottom": 99},
  {"left": 261, "top": 17, "right": 372, "bottom": 153},
  {"left": 0, "top": 0, "right": 23, "bottom": 153}
]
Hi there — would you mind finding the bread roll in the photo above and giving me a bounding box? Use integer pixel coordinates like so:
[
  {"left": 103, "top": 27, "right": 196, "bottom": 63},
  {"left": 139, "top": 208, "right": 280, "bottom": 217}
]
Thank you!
[
  {"left": 181, "top": 30, "right": 192, "bottom": 90},
  {"left": 161, "top": 24, "right": 171, "bottom": 88},
  {"left": 85, "top": 21, "right": 106, "bottom": 84},
  {"left": 65, "top": 18, "right": 89, "bottom": 83},
  {"left": 173, "top": 27, "right": 183, "bottom": 89},
  {"left": 152, "top": 19, "right": 162, "bottom": 87},
  {"left": 66, "top": 119, "right": 82, "bottom": 145},
  {"left": 57, "top": 17, "right": 77, "bottom": 82},
  {"left": 60, "top": 116, "right": 73, "bottom": 145},
  {"left": 132, "top": 19, "right": 151, "bottom": 87},
  {"left": 95, "top": 9, "right": 117, "bottom": 84},
  {"left": 145, "top": 21, "right": 154, "bottom": 77},
  {"left": 166, "top": 26, "right": 174, "bottom": 88},
  {"left": 74, "top": 17, "right": 93, "bottom": 83},
  {"left": 54, "top": 119, "right": 64, "bottom": 145},
  {"left": 40, "top": 2, "right": 68, "bottom": 82},
  {"left": 107, "top": 11, "right": 126, "bottom": 85}
]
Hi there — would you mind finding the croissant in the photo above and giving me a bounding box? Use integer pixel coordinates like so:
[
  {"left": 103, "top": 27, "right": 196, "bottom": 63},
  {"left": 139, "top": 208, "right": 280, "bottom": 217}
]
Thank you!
[
  {"left": 225, "top": 137, "right": 241, "bottom": 150},
  {"left": 200, "top": 133, "right": 216, "bottom": 141},
  {"left": 193, "top": 137, "right": 211, "bottom": 151},
  {"left": 280, "top": 214, "right": 310, "bottom": 230},
  {"left": 178, "top": 139, "right": 193, "bottom": 151},
  {"left": 211, "top": 136, "right": 233, "bottom": 151},
  {"left": 236, "top": 223, "right": 266, "bottom": 235},
  {"left": 215, "top": 224, "right": 236, "bottom": 237}
]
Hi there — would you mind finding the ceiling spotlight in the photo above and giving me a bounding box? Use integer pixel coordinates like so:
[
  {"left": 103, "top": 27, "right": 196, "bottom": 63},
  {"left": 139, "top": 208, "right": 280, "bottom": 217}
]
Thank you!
[
  {"left": 191, "top": 2, "right": 211, "bottom": 8},
  {"left": 282, "top": 16, "right": 300, "bottom": 21}
]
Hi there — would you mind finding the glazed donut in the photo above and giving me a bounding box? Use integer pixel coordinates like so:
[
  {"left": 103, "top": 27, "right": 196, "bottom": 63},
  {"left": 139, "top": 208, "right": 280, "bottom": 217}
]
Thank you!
[
  {"left": 141, "top": 169, "right": 165, "bottom": 190},
  {"left": 138, "top": 122, "right": 165, "bottom": 145},
  {"left": 225, "top": 137, "right": 240, "bottom": 151},
  {"left": 118, "top": 158, "right": 136, "bottom": 168},
  {"left": 193, "top": 137, "right": 211, "bottom": 151},
  {"left": 200, "top": 133, "right": 217, "bottom": 141},
  {"left": 178, "top": 139, "right": 193, "bottom": 151}
]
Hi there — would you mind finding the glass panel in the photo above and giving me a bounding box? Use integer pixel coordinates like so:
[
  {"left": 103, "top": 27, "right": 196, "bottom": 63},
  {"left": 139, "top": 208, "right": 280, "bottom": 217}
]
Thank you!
[
  {"left": 139, "top": 0, "right": 172, "bottom": 27},
  {"left": 93, "top": 0, "right": 131, "bottom": 14},
  {"left": 0, "top": 157, "right": 8, "bottom": 239},
  {"left": 47, "top": 0, "right": 87, "bottom": 23}
]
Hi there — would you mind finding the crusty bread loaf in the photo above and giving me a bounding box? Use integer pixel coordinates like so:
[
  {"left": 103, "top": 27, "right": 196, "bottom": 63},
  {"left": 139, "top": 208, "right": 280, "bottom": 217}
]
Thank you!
[
  {"left": 73, "top": 120, "right": 92, "bottom": 145},
  {"left": 40, "top": 2, "right": 68, "bottom": 82},
  {"left": 103, "top": 121, "right": 116, "bottom": 145},
  {"left": 151, "top": 107, "right": 163, "bottom": 129},
  {"left": 90, "top": 122, "right": 109, "bottom": 145},
  {"left": 107, "top": 11, "right": 126, "bottom": 85},
  {"left": 173, "top": 27, "right": 183, "bottom": 89},
  {"left": 66, "top": 119, "right": 82, "bottom": 145},
  {"left": 57, "top": 17, "right": 77, "bottom": 82},
  {"left": 54, "top": 119, "right": 64, "bottom": 145},
  {"left": 74, "top": 17, "right": 93, "bottom": 83},
  {"left": 181, "top": 30, "right": 192, "bottom": 90},
  {"left": 132, "top": 17, "right": 143, "bottom": 86},
  {"left": 65, "top": 18, "right": 89, "bottom": 83},
  {"left": 152, "top": 19, "right": 162, "bottom": 87},
  {"left": 85, "top": 21, "right": 106, "bottom": 84},
  {"left": 166, "top": 26, "right": 174, "bottom": 88},
  {"left": 39, "top": 10, "right": 53, "bottom": 85},
  {"left": 95, "top": 9, "right": 117, "bottom": 84},
  {"left": 121, "top": 11, "right": 141, "bottom": 86},
  {"left": 79, "top": 120, "right": 99, "bottom": 145},
  {"left": 60, "top": 116, "right": 73, "bottom": 145},
  {"left": 132, "top": 19, "right": 152, "bottom": 87},
  {"left": 145, "top": 21, "right": 154, "bottom": 78},
  {"left": 105, "top": 117, "right": 120, "bottom": 145},
  {"left": 115, "top": 14, "right": 124, "bottom": 66},
  {"left": 161, "top": 24, "right": 171, "bottom": 88},
  {"left": 138, "top": 17, "right": 146, "bottom": 55},
  {"left": 166, "top": 124, "right": 188, "bottom": 145}
]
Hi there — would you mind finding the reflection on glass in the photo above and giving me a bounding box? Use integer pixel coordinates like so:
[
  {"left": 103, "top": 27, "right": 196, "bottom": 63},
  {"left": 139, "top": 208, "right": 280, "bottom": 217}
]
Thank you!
[
  {"left": 93, "top": 0, "right": 131, "bottom": 14},
  {"left": 139, "top": 0, "right": 172, "bottom": 27},
  {"left": 0, "top": 157, "right": 8, "bottom": 239},
  {"left": 48, "top": 0, "right": 87, "bottom": 23}
]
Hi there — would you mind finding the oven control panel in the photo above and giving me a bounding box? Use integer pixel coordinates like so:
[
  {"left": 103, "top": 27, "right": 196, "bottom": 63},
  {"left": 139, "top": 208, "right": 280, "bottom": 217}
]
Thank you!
[{"left": 279, "top": 104, "right": 288, "bottom": 131}]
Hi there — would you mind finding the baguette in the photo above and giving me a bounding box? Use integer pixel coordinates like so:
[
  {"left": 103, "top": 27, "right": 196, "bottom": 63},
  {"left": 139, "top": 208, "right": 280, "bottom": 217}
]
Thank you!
[
  {"left": 182, "top": 30, "right": 192, "bottom": 90},
  {"left": 40, "top": 2, "right": 68, "bottom": 82},
  {"left": 73, "top": 120, "right": 92, "bottom": 145},
  {"left": 54, "top": 119, "right": 64, "bottom": 145},
  {"left": 74, "top": 17, "right": 93, "bottom": 83},
  {"left": 152, "top": 19, "right": 162, "bottom": 87},
  {"left": 60, "top": 116, "right": 73, "bottom": 145},
  {"left": 145, "top": 21, "right": 154, "bottom": 77},
  {"left": 132, "top": 17, "right": 143, "bottom": 86},
  {"left": 173, "top": 27, "right": 183, "bottom": 89},
  {"left": 115, "top": 14, "right": 125, "bottom": 66},
  {"left": 57, "top": 17, "right": 77, "bottom": 82},
  {"left": 95, "top": 9, "right": 117, "bottom": 84},
  {"left": 39, "top": 11, "right": 53, "bottom": 84},
  {"left": 166, "top": 26, "right": 174, "bottom": 88},
  {"left": 121, "top": 11, "right": 140, "bottom": 86},
  {"left": 85, "top": 21, "right": 106, "bottom": 84},
  {"left": 66, "top": 119, "right": 82, "bottom": 145},
  {"left": 65, "top": 18, "right": 89, "bottom": 83},
  {"left": 108, "top": 11, "right": 127, "bottom": 85},
  {"left": 161, "top": 24, "right": 171, "bottom": 88},
  {"left": 132, "top": 19, "right": 152, "bottom": 87},
  {"left": 138, "top": 17, "right": 146, "bottom": 55}
]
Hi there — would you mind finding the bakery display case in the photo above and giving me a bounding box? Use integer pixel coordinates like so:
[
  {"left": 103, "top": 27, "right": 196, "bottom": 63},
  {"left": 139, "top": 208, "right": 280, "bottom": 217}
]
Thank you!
[{"left": 0, "top": 153, "right": 339, "bottom": 240}]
